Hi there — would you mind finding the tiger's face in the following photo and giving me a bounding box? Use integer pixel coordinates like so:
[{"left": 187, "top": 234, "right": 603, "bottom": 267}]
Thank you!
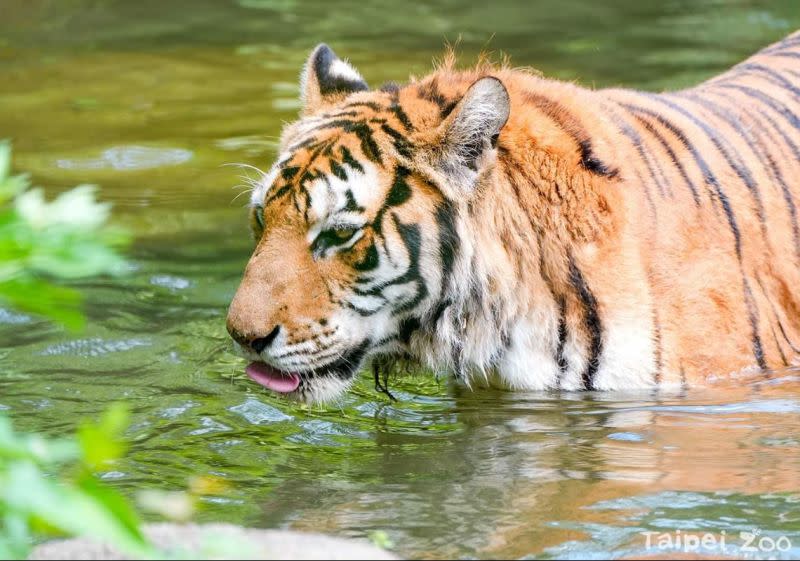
[{"left": 226, "top": 44, "right": 509, "bottom": 403}]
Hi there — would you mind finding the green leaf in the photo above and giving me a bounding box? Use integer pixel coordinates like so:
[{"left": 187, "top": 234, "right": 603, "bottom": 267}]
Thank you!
[
  {"left": 77, "top": 403, "right": 130, "bottom": 469},
  {"left": 28, "top": 239, "right": 127, "bottom": 279},
  {"left": 0, "top": 513, "right": 32, "bottom": 560},
  {"left": 15, "top": 185, "right": 112, "bottom": 231},
  {"left": 76, "top": 475, "right": 149, "bottom": 550},
  {"left": 0, "top": 174, "right": 29, "bottom": 207},
  {"left": 0, "top": 139, "right": 10, "bottom": 182},
  {"left": 0, "top": 416, "right": 79, "bottom": 465},
  {"left": 1, "top": 461, "right": 154, "bottom": 559},
  {"left": 368, "top": 530, "right": 395, "bottom": 550},
  {"left": 0, "top": 276, "right": 84, "bottom": 331},
  {"left": 0, "top": 141, "right": 131, "bottom": 329}
]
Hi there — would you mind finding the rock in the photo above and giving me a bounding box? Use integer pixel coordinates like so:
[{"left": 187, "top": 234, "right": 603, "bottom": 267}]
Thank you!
[{"left": 29, "top": 522, "right": 399, "bottom": 560}]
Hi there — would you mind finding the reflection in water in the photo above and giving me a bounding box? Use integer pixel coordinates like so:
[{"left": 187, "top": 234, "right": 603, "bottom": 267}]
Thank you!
[
  {"left": 245, "top": 380, "right": 800, "bottom": 559},
  {"left": 1, "top": 0, "right": 800, "bottom": 559}
]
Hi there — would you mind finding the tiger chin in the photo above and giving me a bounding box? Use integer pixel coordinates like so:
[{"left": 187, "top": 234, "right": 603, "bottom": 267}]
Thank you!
[{"left": 227, "top": 32, "right": 800, "bottom": 404}]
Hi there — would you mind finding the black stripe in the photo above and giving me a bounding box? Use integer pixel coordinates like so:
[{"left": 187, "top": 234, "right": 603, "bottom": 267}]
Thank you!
[
  {"left": 525, "top": 92, "right": 619, "bottom": 178},
  {"left": 704, "top": 90, "right": 800, "bottom": 263},
  {"left": 287, "top": 135, "right": 318, "bottom": 152},
  {"left": 281, "top": 165, "right": 301, "bottom": 181},
  {"left": 385, "top": 166, "right": 412, "bottom": 206},
  {"left": 344, "top": 101, "right": 383, "bottom": 111},
  {"left": 354, "top": 171, "right": 421, "bottom": 309},
  {"left": 387, "top": 89, "right": 415, "bottom": 131},
  {"left": 629, "top": 112, "right": 701, "bottom": 205},
  {"left": 555, "top": 296, "right": 568, "bottom": 375},
  {"left": 622, "top": 100, "right": 769, "bottom": 369},
  {"left": 729, "top": 62, "right": 800, "bottom": 102},
  {"left": 321, "top": 110, "right": 362, "bottom": 120},
  {"left": 754, "top": 273, "right": 800, "bottom": 355},
  {"left": 652, "top": 309, "right": 663, "bottom": 385},
  {"left": 771, "top": 324, "right": 789, "bottom": 366},
  {"left": 417, "top": 78, "right": 458, "bottom": 118},
  {"left": 307, "top": 137, "right": 335, "bottom": 162},
  {"left": 764, "top": 51, "right": 800, "bottom": 61},
  {"left": 601, "top": 102, "right": 671, "bottom": 198},
  {"left": 398, "top": 316, "right": 421, "bottom": 344},
  {"left": 743, "top": 278, "right": 768, "bottom": 370},
  {"left": 344, "top": 301, "right": 383, "bottom": 317},
  {"left": 715, "top": 83, "right": 800, "bottom": 133},
  {"left": 354, "top": 243, "right": 379, "bottom": 271},
  {"left": 391, "top": 215, "right": 428, "bottom": 314},
  {"left": 434, "top": 198, "right": 459, "bottom": 292},
  {"left": 339, "top": 146, "right": 364, "bottom": 173},
  {"left": 762, "top": 34, "right": 800, "bottom": 54},
  {"left": 776, "top": 317, "right": 800, "bottom": 355},
  {"left": 620, "top": 101, "right": 742, "bottom": 257},
  {"left": 429, "top": 299, "right": 452, "bottom": 328},
  {"left": 329, "top": 159, "right": 348, "bottom": 181},
  {"left": 264, "top": 184, "right": 292, "bottom": 205},
  {"left": 568, "top": 256, "right": 602, "bottom": 390},
  {"left": 682, "top": 91, "right": 800, "bottom": 260},
  {"left": 579, "top": 140, "right": 619, "bottom": 178},
  {"left": 343, "top": 190, "right": 364, "bottom": 213},
  {"left": 380, "top": 123, "right": 413, "bottom": 158},
  {"left": 316, "top": 119, "right": 383, "bottom": 164},
  {"left": 645, "top": 93, "right": 769, "bottom": 234}
]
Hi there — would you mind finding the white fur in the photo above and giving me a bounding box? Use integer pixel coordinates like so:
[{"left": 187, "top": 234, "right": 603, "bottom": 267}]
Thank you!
[
  {"left": 557, "top": 331, "right": 590, "bottom": 391},
  {"left": 249, "top": 152, "right": 290, "bottom": 207},
  {"left": 306, "top": 164, "right": 381, "bottom": 244},
  {"left": 328, "top": 58, "right": 365, "bottom": 84},
  {"left": 593, "top": 321, "right": 657, "bottom": 390},
  {"left": 439, "top": 77, "right": 510, "bottom": 190},
  {"left": 494, "top": 318, "right": 560, "bottom": 391},
  {"left": 300, "top": 376, "right": 354, "bottom": 406}
]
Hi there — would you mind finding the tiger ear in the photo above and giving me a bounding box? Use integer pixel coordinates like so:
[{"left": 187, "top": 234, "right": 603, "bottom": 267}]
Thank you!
[
  {"left": 300, "top": 44, "right": 369, "bottom": 116},
  {"left": 434, "top": 77, "right": 510, "bottom": 189}
]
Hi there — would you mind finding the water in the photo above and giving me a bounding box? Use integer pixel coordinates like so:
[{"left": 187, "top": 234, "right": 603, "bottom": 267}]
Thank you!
[{"left": 2, "top": 1, "right": 800, "bottom": 558}]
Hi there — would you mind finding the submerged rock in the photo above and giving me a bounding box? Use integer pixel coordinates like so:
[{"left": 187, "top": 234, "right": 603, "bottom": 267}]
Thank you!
[{"left": 29, "top": 523, "right": 399, "bottom": 560}]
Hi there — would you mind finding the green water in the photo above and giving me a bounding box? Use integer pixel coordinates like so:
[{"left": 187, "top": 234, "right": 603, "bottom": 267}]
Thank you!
[{"left": 2, "top": 1, "right": 800, "bottom": 558}]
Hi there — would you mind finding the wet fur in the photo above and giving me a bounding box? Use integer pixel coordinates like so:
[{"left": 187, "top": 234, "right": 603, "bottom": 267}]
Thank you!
[{"left": 227, "top": 32, "right": 800, "bottom": 402}]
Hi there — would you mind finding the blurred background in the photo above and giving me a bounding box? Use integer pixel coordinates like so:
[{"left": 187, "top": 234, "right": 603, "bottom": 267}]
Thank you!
[{"left": 2, "top": 1, "right": 800, "bottom": 559}]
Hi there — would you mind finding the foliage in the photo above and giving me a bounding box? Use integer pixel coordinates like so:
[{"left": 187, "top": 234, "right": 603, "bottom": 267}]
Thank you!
[
  {"left": 0, "top": 407, "right": 246, "bottom": 560},
  {"left": 0, "top": 139, "right": 130, "bottom": 330},
  {"left": 0, "top": 405, "right": 158, "bottom": 559},
  {"left": 368, "top": 530, "right": 395, "bottom": 550}
]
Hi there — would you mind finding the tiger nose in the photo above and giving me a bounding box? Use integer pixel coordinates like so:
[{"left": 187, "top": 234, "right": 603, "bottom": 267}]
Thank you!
[{"left": 228, "top": 324, "right": 281, "bottom": 354}]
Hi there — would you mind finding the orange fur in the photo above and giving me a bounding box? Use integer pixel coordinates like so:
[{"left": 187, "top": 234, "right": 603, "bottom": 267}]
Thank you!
[{"left": 227, "top": 32, "right": 800, "bottom": 401}]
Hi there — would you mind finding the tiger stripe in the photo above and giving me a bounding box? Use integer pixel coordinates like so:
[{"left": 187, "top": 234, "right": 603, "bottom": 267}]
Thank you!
[{"left": 228, "top": 33, "right": 800, "bottom": 404}]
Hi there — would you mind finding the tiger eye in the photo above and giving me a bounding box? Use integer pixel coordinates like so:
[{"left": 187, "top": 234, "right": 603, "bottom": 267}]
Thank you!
[
  {"left": 332, "top": 228, "right": 356, "bottom": 241},
  {"left": 311, "top": 227, "right": 359, "bottom": 255}
]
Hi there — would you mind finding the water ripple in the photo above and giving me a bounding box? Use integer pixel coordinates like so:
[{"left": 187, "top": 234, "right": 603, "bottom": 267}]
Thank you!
[
  {"left": 39, "top": 337, "right": 151, "bottom": 357},
  {"left": 57, "top": 145, "right": 193, "bottom": 171}
]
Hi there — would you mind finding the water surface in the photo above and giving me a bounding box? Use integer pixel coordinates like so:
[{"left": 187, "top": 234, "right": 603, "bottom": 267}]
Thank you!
[{"left": 2, "top": 1, "right": 800, "bottom": 558}]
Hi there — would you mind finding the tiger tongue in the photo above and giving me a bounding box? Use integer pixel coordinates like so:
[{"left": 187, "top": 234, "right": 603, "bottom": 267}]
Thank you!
[{"left": 245, "top": 362, "right": 301, "bottom": 393}]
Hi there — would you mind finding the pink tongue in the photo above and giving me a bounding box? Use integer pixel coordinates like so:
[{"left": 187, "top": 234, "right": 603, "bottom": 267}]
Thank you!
[{"left": 245, "top": 362, "right": 301, "bottom": 393}]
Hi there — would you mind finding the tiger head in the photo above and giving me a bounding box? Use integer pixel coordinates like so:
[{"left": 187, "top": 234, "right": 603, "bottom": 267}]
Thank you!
[{"left": 226, "top": 44, "right": 510, "bottom": 403}]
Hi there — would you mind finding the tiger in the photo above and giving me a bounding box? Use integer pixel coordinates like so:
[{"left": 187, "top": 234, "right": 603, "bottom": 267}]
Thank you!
[{"left": 226, "top": 31, "right": 800, "bottom": 404}]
